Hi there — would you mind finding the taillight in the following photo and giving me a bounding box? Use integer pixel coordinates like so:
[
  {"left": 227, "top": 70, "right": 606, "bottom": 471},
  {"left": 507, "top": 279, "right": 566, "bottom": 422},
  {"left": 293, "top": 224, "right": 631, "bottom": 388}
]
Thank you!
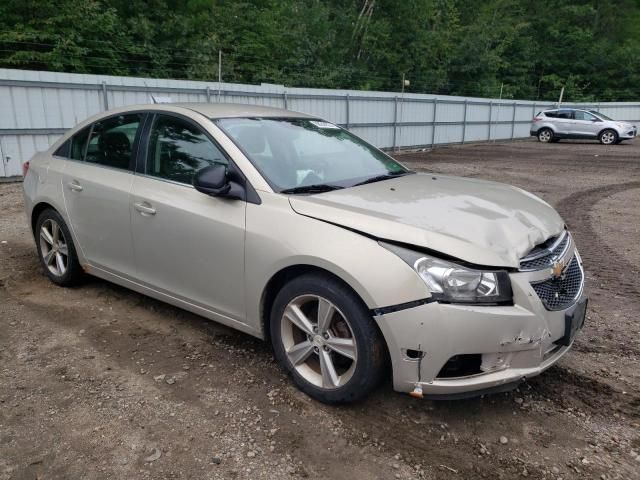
[
  {"left": 22, "top": 161, "right": 30, "bottom": 177},
  {"left": 533, "top": 116, "right": 542, "bottom": 122}
]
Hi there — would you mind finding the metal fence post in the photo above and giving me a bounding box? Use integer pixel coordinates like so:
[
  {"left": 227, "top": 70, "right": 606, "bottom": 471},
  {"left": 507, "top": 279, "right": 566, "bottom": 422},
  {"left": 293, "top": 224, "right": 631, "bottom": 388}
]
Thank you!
[
  {"left": 430, "top": 98, "right": 438, "bottom": 148},
  {"left": 392, "top": 96, "right": 398, "bottom": 151},
  {"left": 101, "top": 81, "right": 109, "bottom": 110},
  {"left": 488, "top": 101, "right": 493, "bottom": 141},
  {"left": 461, "top": 99, "right": 468, "bottom": 145},
  {"left": 283, "top": 91, "right": 288, "bottom": 109},
  {"left": 345, "top": 94, "right": 350, "bottom": 130},
  {"left": 510, "top": 101, "right": 517, "bottom": 140},
  {"left": 206, "top": 86, "right": 211, "bottom": 103}
]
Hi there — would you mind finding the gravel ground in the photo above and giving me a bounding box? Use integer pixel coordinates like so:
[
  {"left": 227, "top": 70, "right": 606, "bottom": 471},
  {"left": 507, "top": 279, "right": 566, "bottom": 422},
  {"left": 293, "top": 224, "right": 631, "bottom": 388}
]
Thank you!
[{"left": 1, "top": 138, "right": 639, "bottom": 480}]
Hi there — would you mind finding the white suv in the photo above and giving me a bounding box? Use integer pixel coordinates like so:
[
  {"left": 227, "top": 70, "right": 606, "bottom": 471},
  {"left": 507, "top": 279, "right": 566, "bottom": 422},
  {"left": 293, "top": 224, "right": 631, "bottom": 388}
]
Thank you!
[{"left": 530, "top": 108, "right": 637, "bottom": 145}]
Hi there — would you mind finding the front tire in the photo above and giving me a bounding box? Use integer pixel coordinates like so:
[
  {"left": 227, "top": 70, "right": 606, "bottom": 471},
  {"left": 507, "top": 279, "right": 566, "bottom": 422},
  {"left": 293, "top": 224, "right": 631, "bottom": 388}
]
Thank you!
[
  {"left": 35, "top": 209, "right": 84, "bottom": 286},
  {"left": 270, "top": 273, "right": 386, "bottom": 404},
  {"left": 599, "top": 129, "right": 618, "bottom": 145},
  {"left": 537, "top": 128, "right": 553, "bottom": 143}
]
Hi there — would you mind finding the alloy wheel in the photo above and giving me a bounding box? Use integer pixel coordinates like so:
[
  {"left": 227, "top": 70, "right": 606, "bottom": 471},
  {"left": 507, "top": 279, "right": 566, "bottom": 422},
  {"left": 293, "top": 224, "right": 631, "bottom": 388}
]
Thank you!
[
  {"left": 538, "top": 130, "right": 552, "bottom": 142},
  {"left": 601, "top": 131, "right": 616, "bottom": 145},
  {"left": 280, "top": 294, "right": 357, "bottom": 389},
  {"left": 39, "top": 219, "right": 68, "bottom": 277}
]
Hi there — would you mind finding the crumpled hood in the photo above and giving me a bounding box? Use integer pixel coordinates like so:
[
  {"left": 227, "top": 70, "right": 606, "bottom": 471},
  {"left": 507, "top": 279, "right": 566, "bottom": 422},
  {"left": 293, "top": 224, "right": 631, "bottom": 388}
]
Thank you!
[{"left": 289, "top": 173, "right": 565, "bottom": 268}]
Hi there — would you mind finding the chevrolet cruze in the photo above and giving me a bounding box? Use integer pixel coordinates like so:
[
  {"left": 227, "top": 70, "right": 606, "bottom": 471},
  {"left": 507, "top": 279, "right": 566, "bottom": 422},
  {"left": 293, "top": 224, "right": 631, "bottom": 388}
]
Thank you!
[{"left": 23, "top": 103, "right": 587, "bottom": 404}]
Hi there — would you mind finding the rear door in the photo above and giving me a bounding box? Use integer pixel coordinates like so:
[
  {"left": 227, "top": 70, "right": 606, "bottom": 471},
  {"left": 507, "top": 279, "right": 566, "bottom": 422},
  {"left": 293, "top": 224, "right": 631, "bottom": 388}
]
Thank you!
[
  {"left": 570, "top": 110, "right": 600, "bottom": 138},
  {"left": 551, "top": 109, "right": 574, "bottom": 135},
  {"left": 62, "top": 113, "right": 145, "bottom": 277},
  {"left": 129, "top": 113, "right": 247, "bottom": 323}
]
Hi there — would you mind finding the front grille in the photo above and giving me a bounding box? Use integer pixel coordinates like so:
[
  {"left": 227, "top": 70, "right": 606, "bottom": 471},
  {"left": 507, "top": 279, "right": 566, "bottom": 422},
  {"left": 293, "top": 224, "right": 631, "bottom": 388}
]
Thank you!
[
  {"left": 531, "top": 256, "right": 583, "bottom": 310},
  {"left": 520, "top": 232, "right": 570, "bottom": 270}
]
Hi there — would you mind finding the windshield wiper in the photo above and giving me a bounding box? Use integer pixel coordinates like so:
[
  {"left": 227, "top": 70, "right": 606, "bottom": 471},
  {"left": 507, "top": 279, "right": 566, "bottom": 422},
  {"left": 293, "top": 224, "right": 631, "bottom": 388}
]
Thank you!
[
  {"left": 280, "top": 183, "right": 345, "bottom": 194},
  {"left": 353, "top": 170, "right": 414, "bottom": 187}
]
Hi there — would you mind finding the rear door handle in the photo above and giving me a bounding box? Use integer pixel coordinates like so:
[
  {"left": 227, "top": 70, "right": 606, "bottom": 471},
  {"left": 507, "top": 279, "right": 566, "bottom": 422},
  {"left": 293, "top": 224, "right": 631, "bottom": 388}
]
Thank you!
[
  {"left": 134, "top": 202, "right": 156, "bottom": 216},
  {"left": 68, "top": 180, "right": 83, "bottom": 192}
]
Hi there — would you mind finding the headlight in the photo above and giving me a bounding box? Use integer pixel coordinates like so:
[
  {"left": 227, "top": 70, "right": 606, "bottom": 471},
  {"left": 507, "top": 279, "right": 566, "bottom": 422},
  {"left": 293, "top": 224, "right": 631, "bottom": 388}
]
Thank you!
[{"left": 381, "top": 242, "right": 513, "bottom": 305}]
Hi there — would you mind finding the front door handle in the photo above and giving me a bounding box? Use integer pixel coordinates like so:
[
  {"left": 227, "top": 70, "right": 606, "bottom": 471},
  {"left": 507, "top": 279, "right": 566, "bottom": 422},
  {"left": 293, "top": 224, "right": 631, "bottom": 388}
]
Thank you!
[
  {"left": 134, "top": 202, "right": 156, "bottom": 216},
  {"left": 68, "top": 180, "right": 83, "bottom": 192}
]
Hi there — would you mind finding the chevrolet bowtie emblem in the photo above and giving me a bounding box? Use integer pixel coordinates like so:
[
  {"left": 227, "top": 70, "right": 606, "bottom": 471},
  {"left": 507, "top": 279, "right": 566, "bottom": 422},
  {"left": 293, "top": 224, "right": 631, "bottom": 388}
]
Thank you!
[{"left": 551, "top": 259, "right": 567, "bottom": 279}]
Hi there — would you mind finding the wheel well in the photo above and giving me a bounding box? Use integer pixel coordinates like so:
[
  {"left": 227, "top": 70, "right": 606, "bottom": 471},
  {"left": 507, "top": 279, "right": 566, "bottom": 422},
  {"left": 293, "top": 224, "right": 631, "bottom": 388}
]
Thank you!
[
  {"left": 260, "top": 265, "right": 380, "bottom": 342},
  {"left": 31, "top": 202, "right": 56, "bottom": 235},
  {"left": 598, "top": 127, "right": 617, "bottom": 137}
]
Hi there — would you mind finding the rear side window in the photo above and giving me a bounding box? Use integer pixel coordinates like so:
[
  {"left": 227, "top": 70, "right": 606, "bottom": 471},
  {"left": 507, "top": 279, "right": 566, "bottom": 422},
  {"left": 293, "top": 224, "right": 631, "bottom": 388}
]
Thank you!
[
  {"left": 556, "top": 110, "right": 573, "bottom": 119},
  {"left": 85, "top": 114, "right": 143, "bottom": 170},
  {"left": 70, "top": 126, "right": 92, "bottom": 160},
  {"left": 146, "top": 114, "right": 228, "bottom": 185}
]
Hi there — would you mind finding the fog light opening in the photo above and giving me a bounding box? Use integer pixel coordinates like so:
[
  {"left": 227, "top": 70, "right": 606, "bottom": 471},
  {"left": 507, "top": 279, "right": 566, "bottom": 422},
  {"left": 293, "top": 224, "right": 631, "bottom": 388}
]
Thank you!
[{"left": 436, "top": 354, "right": 482, "bottom": 379}]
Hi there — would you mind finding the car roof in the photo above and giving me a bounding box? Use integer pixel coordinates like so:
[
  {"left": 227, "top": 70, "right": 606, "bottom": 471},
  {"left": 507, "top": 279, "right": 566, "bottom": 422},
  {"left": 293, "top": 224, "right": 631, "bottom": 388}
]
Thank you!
[
  {"left": 543, "top": 108, "right": 598, "bottom": 112},
  {"left": 172, "top": 102, "right": 315, "bottom": 119}
]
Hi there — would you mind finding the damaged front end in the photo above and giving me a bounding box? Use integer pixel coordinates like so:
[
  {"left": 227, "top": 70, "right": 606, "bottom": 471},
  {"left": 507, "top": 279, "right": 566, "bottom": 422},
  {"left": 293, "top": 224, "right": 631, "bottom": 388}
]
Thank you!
[{"left": 374, "top": 230, "right": 587, "bottom": 399}]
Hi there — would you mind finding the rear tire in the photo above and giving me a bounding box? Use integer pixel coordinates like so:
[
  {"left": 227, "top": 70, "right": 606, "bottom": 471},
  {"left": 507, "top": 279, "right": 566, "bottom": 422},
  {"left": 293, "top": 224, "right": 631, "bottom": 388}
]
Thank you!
[
  {"left": 35, "top": 209, "right": 84, "bottom": 286},
  {"left": 599, "top": 129, "right": 618, "bottom": 145},
  {"left": 270, "top": 272, "right": 386, "bottom": 404},
  {"left": 537, "top": 128, "right": 553, "bottom": 143}
]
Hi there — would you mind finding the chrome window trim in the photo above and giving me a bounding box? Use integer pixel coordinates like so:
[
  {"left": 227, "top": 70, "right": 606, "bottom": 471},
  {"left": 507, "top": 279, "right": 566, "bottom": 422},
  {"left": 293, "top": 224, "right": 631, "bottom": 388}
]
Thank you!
[
  {"left": 65, "top": 157, "right": 134, "bottom": 174},
  {"left": 135, "top": 171, "right": 196, "bottom": 189}
]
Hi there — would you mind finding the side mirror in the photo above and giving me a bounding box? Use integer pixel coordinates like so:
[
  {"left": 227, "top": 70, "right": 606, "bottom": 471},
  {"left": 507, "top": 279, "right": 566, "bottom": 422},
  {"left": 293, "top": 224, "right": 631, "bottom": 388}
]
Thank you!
[
  {"left": 193, "top": 164, "right": 231, "bottom": 196},
  {"left": 193, "top": 164, "right": 244, "bottom": 200}
]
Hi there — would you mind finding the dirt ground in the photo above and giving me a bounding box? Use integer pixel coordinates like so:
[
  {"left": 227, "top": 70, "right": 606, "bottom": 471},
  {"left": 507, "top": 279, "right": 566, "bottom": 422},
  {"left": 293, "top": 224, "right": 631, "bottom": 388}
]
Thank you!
[{"left": 1, "top": 138, "right": 639, "bottom": 480}]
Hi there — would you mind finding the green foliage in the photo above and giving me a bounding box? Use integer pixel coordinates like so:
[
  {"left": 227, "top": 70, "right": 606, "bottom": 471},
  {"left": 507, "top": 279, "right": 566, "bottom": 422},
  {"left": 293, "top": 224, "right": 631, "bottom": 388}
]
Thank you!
[{"left": 1, "top": 0, "right": 638, "bottom": 101}]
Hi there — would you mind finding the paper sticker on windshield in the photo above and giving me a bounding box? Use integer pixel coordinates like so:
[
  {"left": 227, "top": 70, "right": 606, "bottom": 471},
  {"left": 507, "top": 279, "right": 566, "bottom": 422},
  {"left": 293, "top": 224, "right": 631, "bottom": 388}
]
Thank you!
[{"left": 310, "top": 120, "right": 340, "bottom": 129}]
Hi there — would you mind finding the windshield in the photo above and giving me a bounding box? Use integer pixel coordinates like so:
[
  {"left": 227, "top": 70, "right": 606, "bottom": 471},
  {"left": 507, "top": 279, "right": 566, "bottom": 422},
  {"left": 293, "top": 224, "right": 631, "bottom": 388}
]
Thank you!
[
  {"left": 589, "top": 110, "right": 613, "bottom": 121},
  {"left": 215, "top": 117, "right": 410, "bottom": 192}
]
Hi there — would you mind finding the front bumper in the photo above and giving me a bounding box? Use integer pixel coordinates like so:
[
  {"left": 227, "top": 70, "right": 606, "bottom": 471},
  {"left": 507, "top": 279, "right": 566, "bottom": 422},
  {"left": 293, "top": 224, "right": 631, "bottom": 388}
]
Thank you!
[
  {"left": 375, "top": 261, "right": 586, "bottom": 396},
  {"left": 619, "top": 126, "right": 637, "bottom": 139}
]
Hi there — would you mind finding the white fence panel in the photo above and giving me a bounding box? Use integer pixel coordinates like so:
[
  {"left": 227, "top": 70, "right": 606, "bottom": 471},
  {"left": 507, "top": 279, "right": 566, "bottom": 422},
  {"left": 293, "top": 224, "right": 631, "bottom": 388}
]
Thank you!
[{"left": 1, "top": 68, "right": 639, "bottom": 177}]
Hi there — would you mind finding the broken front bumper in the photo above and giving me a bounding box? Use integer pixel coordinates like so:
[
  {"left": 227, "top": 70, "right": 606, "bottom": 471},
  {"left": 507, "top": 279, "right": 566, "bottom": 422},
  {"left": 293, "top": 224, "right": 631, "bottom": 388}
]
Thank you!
[{"left": 375, "top": 267, "right": 587, "bottom": 397}]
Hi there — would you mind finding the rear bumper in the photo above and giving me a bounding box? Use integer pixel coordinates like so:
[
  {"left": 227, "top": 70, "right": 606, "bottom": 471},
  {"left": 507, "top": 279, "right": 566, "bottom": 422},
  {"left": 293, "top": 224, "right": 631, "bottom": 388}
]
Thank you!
[{"left": 375, "top": 264, "right": 586, "bottom": 397}]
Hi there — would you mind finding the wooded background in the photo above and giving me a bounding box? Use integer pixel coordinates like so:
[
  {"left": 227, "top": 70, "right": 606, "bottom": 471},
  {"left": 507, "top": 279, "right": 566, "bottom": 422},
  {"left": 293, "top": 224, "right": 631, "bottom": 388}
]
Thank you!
[{"left": 1, "top": 0, "right": 639, "bottom": 102}]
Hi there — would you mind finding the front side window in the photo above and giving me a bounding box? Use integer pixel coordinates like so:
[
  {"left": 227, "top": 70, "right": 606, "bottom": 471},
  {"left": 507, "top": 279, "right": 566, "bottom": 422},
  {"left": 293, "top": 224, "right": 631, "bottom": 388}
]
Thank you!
[
  {"left": 589, "top": 110, "right": 613, "bottom": 121},
  {"left": 146, "top": 115, "right": 228, "bottom": 185},
  {"left": 85, "top": 114, "right": 143, "bottom": 170},
  {"left": 216, "top": 117, "right": 409, "bottom": 192}
]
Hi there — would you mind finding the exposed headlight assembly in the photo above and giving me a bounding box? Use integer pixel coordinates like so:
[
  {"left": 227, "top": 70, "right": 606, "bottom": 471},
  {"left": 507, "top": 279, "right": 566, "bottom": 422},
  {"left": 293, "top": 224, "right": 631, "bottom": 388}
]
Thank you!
[{"left": 381, "top": 242, "right": 513, "bottom": 305}]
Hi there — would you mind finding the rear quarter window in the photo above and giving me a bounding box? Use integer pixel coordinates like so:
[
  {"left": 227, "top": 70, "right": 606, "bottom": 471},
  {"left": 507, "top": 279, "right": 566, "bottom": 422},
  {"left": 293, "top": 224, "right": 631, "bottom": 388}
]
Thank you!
[
  {"left": 70, "top": 126, "right": 92, "bottom": 161},
  {"left": 53, "top": 140, "right": 70, "bottom": 157}
]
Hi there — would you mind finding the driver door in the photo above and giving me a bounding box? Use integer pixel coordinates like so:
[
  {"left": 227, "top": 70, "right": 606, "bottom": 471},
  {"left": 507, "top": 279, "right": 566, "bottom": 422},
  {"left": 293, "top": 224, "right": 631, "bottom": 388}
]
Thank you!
[
  {"left": 130, "top": 113, "right": 247, "bottom": 324},
  {"left": 570, "top": 110, "right": 600, "bottom": 138}
]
